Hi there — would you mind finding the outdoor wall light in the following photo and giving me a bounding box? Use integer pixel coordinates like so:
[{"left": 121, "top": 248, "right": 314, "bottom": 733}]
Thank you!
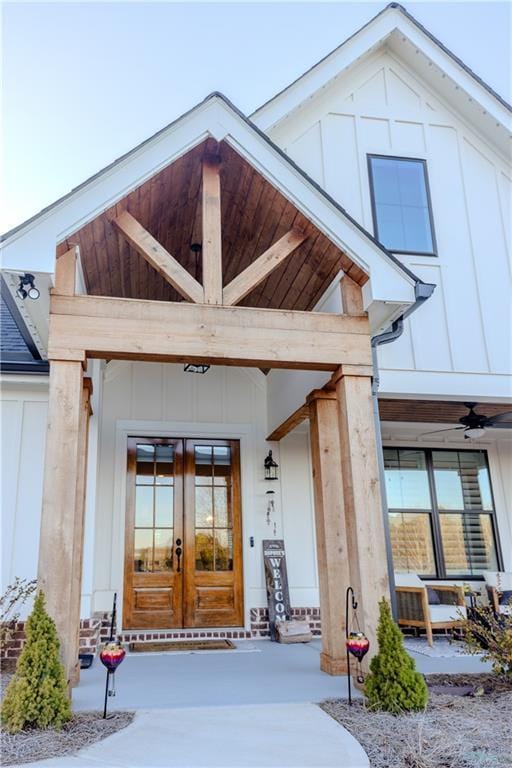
[
  {"left": 184, "top": 364, "right": 210, "bottom": 374},
  {"left": 16, "top": 273, "right": 40, "bottom": 300},
  {"left": 264, "top": 450, "right": 279, "bottom": 481}
]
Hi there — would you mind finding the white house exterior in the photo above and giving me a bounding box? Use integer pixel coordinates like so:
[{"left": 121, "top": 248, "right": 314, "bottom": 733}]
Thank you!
[{"left": 1, "top": 4, "right": 511, "bottom": 680}]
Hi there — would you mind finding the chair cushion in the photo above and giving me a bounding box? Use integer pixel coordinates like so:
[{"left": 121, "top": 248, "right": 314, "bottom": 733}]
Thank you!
[
  {"left": 498, "top": 604, "right": 512, "bottom": 616},
  {"left": 498, "top": 590, "right": 512, "bottom": 606},
  {"left": 427, "top": 587, "right": 441, "bottom": 605},
  {"left": 394, "top": 573, "right": 423, "bottom": 588},
  {"left": 483, "top": 571, "right": 512, "bottom": 590},
  {"left": 429, "top": 604, "right": 466, "bottom": 623}
]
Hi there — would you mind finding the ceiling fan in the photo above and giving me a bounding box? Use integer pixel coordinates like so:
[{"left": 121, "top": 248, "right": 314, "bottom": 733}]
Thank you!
[{"left": 421, "top": 402, "right": 512, "bottom": 439}]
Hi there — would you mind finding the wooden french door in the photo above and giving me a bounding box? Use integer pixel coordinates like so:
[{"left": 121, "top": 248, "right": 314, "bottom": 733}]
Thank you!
[{"left": 123, "top": 437, "right": 243, "bottom": 629}]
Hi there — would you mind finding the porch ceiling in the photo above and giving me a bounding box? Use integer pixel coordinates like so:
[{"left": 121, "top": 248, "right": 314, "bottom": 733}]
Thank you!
[
  {"left": 379, "top": 399, "right": 511, "bottom": 424},
  {"left": 57, "top": 138, "right": 367, "bottom": 311}
]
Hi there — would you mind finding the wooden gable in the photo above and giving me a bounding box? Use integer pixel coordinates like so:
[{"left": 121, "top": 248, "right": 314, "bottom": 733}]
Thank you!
[{"left": 57, "top": 139, "right": 367, "bottom": 311}]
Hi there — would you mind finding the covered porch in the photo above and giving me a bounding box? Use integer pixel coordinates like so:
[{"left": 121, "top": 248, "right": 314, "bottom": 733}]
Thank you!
[{"left": 33, "top": 95, "right": 421, "bottom": 688}]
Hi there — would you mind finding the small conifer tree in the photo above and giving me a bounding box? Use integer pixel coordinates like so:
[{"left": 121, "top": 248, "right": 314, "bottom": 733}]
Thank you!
[
  {"left": 364, "top": 597, "right": 428, "bottom": 714},
  {"left": 1, "top": 591, "right": 71, "bottom": 733}
]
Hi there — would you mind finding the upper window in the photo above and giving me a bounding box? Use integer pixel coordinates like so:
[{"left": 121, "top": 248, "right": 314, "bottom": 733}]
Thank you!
[{"left": 368, "top": 156, "right": 436, "bottom": 255}]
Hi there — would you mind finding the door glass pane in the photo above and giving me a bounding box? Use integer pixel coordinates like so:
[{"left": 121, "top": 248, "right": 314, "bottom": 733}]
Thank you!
[
  {"left": 214, "top": 487, "right": 230, "bottom": 527},
  {"left": 213, "top": 446, "right": 231, "bottom": 485},
  {"left": 440, "top": 513, "right": 498, "bottom": 575},
  {"left": 153, "top": 529, "right": 173, "bottom": 571},
  {"left": 155, "top": 445, "right": 174, "bottom": 485},
  {"left": 155, "top": 486, "right": 173, "bottom": 527},
  {"left": 196, "top": 487, "right": 213, "bottom": 527},
  {"left": 214, "top": 529, "right": 233, "bottom": 571},
  {"left": 388, "top": 512, "right": 435, "bottom": 575},
  {"left": 136, "top": 444, "right": 154, "bottom": 484},
  {"left": 135, "top": 486, "right": 153, "bottom": 527},
  {"left": 134, "top": 529, "right": 153, "bottom": 572},
  {"left": 195, "top": 446, "right": 213, "bottom": 485},
  {"left": 195, "top": 530, "right": 214, "bottom": 570},
  {"left": 433, "top": 451, "right": 492, "bottom": 510},
  {"left": 384, "top": 448, "right": 431, "bottom": 509}
]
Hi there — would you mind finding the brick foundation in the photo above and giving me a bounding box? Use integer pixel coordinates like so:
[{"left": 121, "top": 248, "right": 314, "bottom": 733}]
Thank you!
[
  {"left": 1, "top": 607, "right": 323, "bottom": 662},
  {"left": 250, "top": 607, "right": 322, "bottom": 638}
]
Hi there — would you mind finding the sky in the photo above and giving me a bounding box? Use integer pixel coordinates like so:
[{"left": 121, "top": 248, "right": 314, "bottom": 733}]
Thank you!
[{"left": 1, "top": 0, "right": 511, "bottom": 233}]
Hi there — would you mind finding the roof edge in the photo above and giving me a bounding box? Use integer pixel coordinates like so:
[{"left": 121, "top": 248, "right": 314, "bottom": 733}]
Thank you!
[{"left": 250, "top": 2, "right": 511, "bottom": 124}]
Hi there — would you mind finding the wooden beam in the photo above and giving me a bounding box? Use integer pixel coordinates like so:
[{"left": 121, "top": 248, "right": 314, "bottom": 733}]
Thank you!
[
  {"left": 113, "top": 210, "right": 204, "bottom": 304},
  {"left": 267, "top": 404, "right": 309, "bottom": 441},
  {"left": 48, "top": 294, "right": 371, "bottom": 371},
  {"left": 335, "top": 368, "right": 390, "bottom": 662},
  {"left": 340, "top": 275, "right": 364, "bottom": 315},
  {"left": 223, "top": 229, "right": 307, "bottom": 306},
  {"left": 38, "top": 360, "right": 84, "bottom": 686},
  {"left": 308, "top": 390, "right": 351, "bottom": 675},
  {"left": 53, "top": 246, "right": 77, "bottom": 296},
  {"left": 202, "top": 159, "right": 223, "bottom": 304}
]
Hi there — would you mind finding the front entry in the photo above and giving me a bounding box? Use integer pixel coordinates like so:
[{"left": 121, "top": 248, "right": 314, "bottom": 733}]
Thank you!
[{"left": 123, "top": 437, "right": 243, "bottom": 629}]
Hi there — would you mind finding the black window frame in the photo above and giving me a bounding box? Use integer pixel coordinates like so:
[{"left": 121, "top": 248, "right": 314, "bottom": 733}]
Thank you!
[
  {"left": 367, "top": 154, "right": 438, "bottom": 257},
  {"left": 384, "top": 447, "right": 503, "bottom": 581}
]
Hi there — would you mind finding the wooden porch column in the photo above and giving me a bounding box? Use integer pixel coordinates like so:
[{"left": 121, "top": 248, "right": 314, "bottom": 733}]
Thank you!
[
  {"left": 334, "top": 366, "right": 390, "bottom": 658},
  {"left": 307, "top": 390, "right": 350, "bottom": 675},
  {"left": 38, "top": 359, "right": 86, "bottom": 686},
  {"left": 69, "top": 378, "right": 93, "bottom": 686}
]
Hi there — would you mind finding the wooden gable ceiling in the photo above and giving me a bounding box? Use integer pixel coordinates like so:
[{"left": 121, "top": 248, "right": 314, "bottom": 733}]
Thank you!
[{"left": 58, "top": 138, "right": 368, "bottom": 311}]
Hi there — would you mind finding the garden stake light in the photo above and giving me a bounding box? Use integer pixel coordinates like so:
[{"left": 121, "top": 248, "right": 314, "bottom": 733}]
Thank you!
[
  {"left": 99, "top": 593, "right": 125, "bottom": 719},
  {"left": 345, "top": 586, "right": 369, "bottom": 705}
]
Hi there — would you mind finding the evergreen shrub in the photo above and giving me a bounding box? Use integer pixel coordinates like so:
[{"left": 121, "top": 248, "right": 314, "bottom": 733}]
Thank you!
[
  {"left": 1, "top": 591, "right": 71, "bottom": 733},
  {"left": 364, "top": 598, "right": 428, "bottom": 714}
]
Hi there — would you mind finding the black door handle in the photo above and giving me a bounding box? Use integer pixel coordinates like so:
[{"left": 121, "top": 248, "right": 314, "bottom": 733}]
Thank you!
[{"left": 175, "top": 539, "right": 182, "bottom": 573}]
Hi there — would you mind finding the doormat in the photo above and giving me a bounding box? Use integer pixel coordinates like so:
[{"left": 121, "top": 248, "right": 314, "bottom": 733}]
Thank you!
[{"left": 129, "top": 639, "right": 236, "bottom": 653}]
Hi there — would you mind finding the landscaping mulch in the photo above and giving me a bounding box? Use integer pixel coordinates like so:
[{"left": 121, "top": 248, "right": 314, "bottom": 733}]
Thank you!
[
  {"left": 0, "top": 674, "right": 134, "bottom": 766},
  {"left": 321, "top": 674, "right": 512, "bottom": 768}
]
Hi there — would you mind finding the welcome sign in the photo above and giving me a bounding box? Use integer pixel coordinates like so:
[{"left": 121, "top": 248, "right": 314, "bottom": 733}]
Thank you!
[{"left": 262, "top": 539, "right": 291, "bottom": 640}]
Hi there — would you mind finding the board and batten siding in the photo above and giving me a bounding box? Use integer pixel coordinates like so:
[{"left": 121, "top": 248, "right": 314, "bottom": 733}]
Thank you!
[
  {"left": 267, "top": 50, "right": 512, "bottom": 401},
  {"left": 92, "top": 362, "right": 319, "bottom": 624},
  {"left": 0, "top": 382, "right": 48, "bottom": 609}
]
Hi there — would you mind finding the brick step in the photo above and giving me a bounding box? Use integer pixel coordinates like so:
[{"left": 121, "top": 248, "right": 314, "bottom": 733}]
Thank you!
[{"left": 120, "top": 629, "right": 252, "bottom": 643}]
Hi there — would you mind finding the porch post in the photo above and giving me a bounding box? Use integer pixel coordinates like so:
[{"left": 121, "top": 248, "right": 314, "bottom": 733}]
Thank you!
[
  {"left": 307, "top": 389, "right": 350, "bottom": 675},
  {"left": 69, "top": 378, "right": 93, "bottom": 686},
  {"left": 38, "top": 359, "right": 85, "bottom": 685},
  {"left": 334, "top": 366, "right": 390, "bottom": 659}
]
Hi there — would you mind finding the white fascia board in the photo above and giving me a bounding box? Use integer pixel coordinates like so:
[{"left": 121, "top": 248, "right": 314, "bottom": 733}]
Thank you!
[
  {"left": 1, "top": 97, "right": 416, "bottom": 310},
  {"left": 251, "top": 8, "right": 511, "bottom": 136},
  {"left": 379, "top": 368, "right": 512, "bottom": 402}
]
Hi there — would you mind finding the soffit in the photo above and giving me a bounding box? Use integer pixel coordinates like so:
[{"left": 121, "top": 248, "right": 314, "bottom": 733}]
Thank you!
[{"left": 57, "top": 138, "right": 367, "bottom": 311}]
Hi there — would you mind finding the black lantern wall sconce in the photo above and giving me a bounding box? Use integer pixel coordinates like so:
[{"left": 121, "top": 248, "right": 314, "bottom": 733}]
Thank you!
[
  {"left": 264, "top": 450, "right": 279, "bottom": 481},
  {"left": 16, "top": 273, "right": 40, "bottom": 300}
]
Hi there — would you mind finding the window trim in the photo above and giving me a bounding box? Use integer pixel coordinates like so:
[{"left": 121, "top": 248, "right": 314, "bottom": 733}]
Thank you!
[
  {"left": 367, "top": 154, "right": 438, "bottom": 257},
  {"left": 385, "top": 447, "right": 503, "bottom": 580}
]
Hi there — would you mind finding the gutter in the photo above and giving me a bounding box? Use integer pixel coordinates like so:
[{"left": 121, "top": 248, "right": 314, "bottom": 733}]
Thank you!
[{"left": 370, "top": 280, "right": 436, "bottom": 618}]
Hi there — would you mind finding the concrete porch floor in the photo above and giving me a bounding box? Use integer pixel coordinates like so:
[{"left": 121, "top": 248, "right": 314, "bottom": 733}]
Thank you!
[{"left": 73, "top": 639, "right": 492, "bottom": 711}]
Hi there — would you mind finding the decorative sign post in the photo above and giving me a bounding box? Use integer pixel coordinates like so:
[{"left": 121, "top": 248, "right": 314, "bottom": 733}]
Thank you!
[{"left": 263, "top": 540, "right": 291, "bottom": 640}]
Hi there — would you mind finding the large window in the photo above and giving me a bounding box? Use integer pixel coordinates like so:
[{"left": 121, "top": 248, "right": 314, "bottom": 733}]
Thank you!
[
  {"left": 368, "top": 155, "right": 436, "bottom": 255},
  {"left": 384, "top": 448, "right": 500, "bottom": 578}
]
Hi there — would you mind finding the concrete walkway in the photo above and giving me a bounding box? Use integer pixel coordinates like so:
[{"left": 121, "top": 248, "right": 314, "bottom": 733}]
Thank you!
[{"left": 14, "top": 703, "right": 369, "bottom": 768}]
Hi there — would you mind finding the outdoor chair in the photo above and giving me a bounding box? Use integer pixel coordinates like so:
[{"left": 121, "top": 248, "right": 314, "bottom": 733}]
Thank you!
[
  {"left": 394, "top": 573, "right": 467, "bottom": 647},
  {"left": 483, "top": 571, "right": 512, "bottom": 615}
]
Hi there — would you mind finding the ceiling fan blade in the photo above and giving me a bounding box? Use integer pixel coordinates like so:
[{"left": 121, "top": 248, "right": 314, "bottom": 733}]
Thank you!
[
  {"left": 487, "top": 422, "right": 512, "bottom": 429},
  {"left": 487, "top": 411, "right": 512, "bottom": 424},
  {"left": 419, "top": 426, "right": 465, "bottom": 437}
]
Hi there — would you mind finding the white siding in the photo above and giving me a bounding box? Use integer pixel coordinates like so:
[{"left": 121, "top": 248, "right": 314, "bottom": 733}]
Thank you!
[
  {"left": 0, "top": 381, "right": 48, "bottom": 616},
  {"left": 269, "top": 50, "right": 512, "bottom": 400}
]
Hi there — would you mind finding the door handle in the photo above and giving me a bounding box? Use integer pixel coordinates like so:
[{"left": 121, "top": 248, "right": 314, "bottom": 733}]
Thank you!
[{"left": 175, "top": 539, "right": 182, "bottom": 573}]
